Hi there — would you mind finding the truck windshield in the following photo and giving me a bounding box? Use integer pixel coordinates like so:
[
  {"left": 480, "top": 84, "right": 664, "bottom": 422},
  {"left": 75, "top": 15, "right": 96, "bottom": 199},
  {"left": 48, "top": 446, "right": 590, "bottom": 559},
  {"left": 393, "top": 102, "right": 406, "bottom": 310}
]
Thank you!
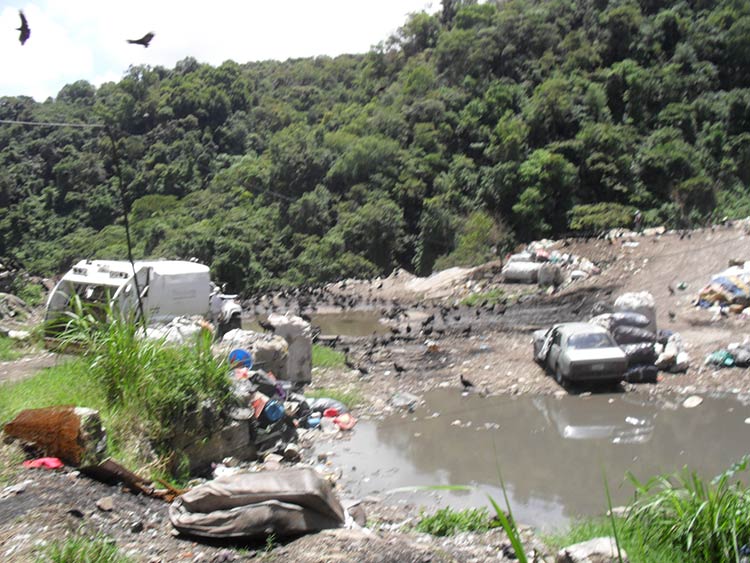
[{"left": 568, "top": 332, "right": 613, "bottom": 349}]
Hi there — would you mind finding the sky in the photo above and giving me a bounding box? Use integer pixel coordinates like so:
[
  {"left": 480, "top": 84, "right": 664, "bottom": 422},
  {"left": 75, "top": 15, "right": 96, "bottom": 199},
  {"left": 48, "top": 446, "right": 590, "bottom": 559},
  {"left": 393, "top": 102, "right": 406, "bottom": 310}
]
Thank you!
[{"left": 0, "top": 0, "right": 435, "bottom": 101}]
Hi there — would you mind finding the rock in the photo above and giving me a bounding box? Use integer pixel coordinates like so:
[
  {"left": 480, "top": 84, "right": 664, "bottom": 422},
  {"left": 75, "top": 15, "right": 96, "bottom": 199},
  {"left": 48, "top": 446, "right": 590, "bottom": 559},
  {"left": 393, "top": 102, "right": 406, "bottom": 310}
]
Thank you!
[
  {"left": 556, "top": 537, "right": 628, "bottom": 563},
  {"left": 96, "top": 496, "right": 115, "bottom": 512},
  {"left": 390, "top": 391, "right": 420, "bottom": 410},
  {"left": 3, "top": 406, "right": 107, "bottom": 467},
  {"left": 0, "top": 479, "right": 33, "bottom": 500},
  {"left": 7, "top": 329, "right": 30, "bottom": 341},
  {"left": 130, "top": 521, "right": 144, "bottom": 533}
]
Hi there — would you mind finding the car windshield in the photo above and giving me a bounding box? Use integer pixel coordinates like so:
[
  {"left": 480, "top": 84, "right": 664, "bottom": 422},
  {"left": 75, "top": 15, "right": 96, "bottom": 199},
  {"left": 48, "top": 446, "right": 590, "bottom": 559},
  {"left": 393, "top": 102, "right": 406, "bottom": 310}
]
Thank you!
[{"left": 567, "top": 332, "right": 614, "bottom": 349}]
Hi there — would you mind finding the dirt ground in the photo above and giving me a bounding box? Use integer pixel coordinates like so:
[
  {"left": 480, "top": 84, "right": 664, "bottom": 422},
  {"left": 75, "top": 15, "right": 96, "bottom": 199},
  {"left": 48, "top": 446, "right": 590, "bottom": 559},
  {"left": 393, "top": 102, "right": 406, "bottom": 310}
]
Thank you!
[{"left": 2, "top": 222, "right": 750, "bottom": 562}]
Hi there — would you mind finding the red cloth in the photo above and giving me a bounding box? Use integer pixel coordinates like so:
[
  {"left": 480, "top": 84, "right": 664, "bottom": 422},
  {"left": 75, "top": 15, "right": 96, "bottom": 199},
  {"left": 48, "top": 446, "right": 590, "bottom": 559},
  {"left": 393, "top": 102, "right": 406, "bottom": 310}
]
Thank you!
[
  {"left": 23, "top": 457, "right": 64, "bottom": 469},
  {"left": 323, "top": 407, "right": 340, "bottom": 418}
]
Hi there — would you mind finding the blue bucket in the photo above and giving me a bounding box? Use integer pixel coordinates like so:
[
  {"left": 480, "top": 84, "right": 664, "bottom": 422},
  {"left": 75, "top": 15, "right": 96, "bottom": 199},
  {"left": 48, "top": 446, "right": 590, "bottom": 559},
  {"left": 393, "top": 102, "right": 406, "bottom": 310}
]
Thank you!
[{"left": 228, "top": 348, "right": 253, "bottom": 369}]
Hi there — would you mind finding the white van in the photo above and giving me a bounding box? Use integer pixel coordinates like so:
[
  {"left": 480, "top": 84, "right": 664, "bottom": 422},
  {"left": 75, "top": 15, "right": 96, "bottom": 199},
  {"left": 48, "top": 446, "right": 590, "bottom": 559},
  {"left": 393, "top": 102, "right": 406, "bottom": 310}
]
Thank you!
[{"left": 44, "top": 259, "right": 242, "bottom": 334}]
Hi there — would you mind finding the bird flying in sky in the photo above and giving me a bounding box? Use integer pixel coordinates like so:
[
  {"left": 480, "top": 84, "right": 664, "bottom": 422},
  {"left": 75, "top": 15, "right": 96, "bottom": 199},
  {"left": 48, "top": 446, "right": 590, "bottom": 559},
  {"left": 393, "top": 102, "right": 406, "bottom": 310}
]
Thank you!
[
  {"left": 127, "top": 32, "right": 154, "bottom": 47},
  {"left": 17, "top": 10, "right": 30, "bottom": 45}
]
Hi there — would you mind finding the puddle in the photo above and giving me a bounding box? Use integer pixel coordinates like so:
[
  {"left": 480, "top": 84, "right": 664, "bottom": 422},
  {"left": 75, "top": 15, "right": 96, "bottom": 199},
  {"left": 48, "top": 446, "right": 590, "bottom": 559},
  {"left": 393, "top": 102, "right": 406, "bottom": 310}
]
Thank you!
[
  {"left": 244, "top": 311, "right": 387, "bottom": 336},
  {"left": 316, "top": 390, "right": 750, "bottom": 530}
]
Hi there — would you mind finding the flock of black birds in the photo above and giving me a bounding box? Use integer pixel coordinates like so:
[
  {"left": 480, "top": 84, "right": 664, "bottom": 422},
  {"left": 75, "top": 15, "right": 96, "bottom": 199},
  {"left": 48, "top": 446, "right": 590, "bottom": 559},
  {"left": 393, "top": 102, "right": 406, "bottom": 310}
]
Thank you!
[{"left": 13, "top": 9, "right": 154, "bottom": 48}]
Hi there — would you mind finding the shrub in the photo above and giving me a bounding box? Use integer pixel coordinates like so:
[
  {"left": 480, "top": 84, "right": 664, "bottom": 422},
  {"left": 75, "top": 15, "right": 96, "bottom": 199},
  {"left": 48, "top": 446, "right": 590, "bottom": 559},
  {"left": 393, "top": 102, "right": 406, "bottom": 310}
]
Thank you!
[{"left": 568, "top": 202, "right": 638, "bottom": 232}]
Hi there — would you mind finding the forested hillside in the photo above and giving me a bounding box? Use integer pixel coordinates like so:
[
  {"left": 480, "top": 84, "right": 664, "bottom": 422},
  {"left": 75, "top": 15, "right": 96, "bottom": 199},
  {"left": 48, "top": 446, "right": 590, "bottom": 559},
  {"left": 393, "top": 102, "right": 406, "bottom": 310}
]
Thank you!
[{"left": 2, "top": 0, "right": 750, "bottom": 295}]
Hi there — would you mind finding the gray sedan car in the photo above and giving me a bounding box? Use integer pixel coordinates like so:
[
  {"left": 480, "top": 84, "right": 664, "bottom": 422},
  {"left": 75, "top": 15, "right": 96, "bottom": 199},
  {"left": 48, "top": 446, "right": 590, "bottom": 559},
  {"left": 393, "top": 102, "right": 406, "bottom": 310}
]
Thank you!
[{"left": 533, "top": 322, "right": 627, "bottom": 385}]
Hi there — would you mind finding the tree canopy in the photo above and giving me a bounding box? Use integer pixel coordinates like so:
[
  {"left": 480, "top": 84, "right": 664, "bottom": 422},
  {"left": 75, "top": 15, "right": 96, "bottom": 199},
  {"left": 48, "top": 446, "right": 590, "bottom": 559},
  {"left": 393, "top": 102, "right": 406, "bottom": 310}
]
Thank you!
[{"left": 2, "top": 0, "right": 750, "bottom": 294}]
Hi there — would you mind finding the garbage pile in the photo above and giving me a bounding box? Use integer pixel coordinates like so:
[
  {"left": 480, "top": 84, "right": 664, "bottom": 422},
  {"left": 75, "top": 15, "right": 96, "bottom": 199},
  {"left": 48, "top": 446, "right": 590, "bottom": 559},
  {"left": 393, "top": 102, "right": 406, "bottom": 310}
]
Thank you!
[
  {"left": 502, "top": 239, "right": 600, "bottom": 286},
  {"left": 591, "top": 291, "right": 689, "bottom": 382},
  {"left": 705, "top": 341, "right": 750, "bottom": 369},
  {"left": 695, "top": 261, "right": 750, "bottom": 317},
  {"left": 227, "top": 346, "right": 357, "bottom": 460}
]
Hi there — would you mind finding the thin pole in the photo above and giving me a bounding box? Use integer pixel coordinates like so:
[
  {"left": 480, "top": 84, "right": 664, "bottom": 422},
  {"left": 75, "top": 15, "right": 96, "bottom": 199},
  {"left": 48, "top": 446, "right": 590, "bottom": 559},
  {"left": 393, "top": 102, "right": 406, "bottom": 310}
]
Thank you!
[{"left": 105, "top": 126, "right": 146, "bottom": 325}]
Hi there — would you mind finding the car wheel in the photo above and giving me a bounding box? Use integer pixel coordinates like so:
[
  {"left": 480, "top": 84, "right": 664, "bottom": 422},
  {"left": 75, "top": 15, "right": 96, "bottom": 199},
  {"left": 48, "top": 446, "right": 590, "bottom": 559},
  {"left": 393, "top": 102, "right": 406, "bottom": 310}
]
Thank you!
[{"left": 554, "top": 365, "right": 565, "bottom": 386}]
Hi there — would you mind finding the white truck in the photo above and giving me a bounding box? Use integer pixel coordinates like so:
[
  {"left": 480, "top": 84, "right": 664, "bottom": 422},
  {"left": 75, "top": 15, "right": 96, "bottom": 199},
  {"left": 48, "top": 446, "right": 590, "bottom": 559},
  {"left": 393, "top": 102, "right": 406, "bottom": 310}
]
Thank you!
[{"left": 44, "top": 259, "right": 242, "bottom": 335}]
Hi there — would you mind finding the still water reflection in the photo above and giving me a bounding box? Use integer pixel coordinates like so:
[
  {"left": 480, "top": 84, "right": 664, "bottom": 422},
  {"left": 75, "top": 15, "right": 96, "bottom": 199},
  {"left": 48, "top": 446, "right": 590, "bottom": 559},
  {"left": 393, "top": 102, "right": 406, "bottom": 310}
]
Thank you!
[{"left": 318, "top": 390, "right": 750, "bottom": 530}]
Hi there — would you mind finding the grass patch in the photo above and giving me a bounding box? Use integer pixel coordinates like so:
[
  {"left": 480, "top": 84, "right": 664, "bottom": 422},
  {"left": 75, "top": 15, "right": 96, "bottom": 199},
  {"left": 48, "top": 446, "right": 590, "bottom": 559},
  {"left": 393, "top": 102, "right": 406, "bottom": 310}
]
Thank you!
[
  {"left": 304, "top": 387, "right": 363, "bottom": 409},
  {"left": 547, "top": 456, "right": 750, "bottom": 563},
  {"left": 312, "top": 344, "right": 346, "bottom": 368},
  {"left": 415, "top": 507, "right": 500, "bottom": 536},
  {"left": 461, "top": 288, "right": 505, "bottom": 307},
  {"left": 1, "top": 311, "right": 234, "bottom": 475},
  {"left": 0, "top": 442, "right": 26, "bottom": 486},
  {"left": 36, "top": 535, "right": 134, "bottom": 563},
  {"left": 0, "top": 335, "right": 24, "bottom": 361}
]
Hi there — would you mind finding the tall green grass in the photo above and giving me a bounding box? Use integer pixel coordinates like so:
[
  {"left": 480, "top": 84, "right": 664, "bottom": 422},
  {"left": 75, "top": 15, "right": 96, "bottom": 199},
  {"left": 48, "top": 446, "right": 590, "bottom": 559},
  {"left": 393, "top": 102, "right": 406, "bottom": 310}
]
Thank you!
[
  {"left": 1, "top": 305, "right": 234, "bottom": 473},
  {"left": 550, "top": 457, "right": 750, "bottom": 563}
]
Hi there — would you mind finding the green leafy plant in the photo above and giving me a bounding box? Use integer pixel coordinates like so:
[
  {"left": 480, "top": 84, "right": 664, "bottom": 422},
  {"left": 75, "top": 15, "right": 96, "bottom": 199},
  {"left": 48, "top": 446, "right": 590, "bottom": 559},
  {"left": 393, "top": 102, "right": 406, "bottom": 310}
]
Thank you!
[{"left": 625, "top": 456, "right": 750, "bottom": 562}]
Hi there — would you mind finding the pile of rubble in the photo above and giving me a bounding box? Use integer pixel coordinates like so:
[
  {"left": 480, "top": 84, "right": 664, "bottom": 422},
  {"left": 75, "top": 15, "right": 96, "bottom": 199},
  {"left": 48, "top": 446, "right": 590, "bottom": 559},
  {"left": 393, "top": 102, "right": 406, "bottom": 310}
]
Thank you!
[
  {"left": 502, "top": 239, "right": 600, "bottom": 286},
  {"left": 695, "top": 260, "right": 750, "bottom": 318}
]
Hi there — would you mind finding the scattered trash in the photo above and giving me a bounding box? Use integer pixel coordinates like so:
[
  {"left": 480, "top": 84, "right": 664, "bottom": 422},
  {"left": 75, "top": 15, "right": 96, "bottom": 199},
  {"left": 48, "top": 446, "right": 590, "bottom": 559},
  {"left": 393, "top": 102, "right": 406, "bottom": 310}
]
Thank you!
[
  {"left": 0, "top": 479, "right": 33, "bottom": 500},
  {"left": 682, "top": 395, "right": 703, "bottom": 408},
  {"left": 677, "top": 282, "right": 687, "bottom": 290},
  {"left": 22, "top": 457, "right": 64, "bottom": 470},
  {"left": 705, "top": 350, "right": 736, "bottom": 368},
  {"left": 169, "top": 468, "right": 347, "bottom": 540}
]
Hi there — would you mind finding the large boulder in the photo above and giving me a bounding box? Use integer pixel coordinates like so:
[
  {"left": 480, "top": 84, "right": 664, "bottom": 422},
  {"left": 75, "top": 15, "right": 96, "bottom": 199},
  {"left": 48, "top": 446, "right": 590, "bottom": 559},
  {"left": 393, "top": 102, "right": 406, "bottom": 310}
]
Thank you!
[
  {"left": 3, "top": 406, "right": 107, "bottom": 467},
  {"left": 556, "top": 537, "right": 628, "bottom": 563}
]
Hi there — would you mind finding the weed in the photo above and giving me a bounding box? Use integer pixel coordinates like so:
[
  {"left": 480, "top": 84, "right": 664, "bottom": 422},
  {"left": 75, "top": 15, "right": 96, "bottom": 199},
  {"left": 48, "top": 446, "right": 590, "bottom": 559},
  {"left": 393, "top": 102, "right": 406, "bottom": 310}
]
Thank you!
[
  {"left": 415, "top": 507, "right": 500, "bottom": 536},
  {"left": 14, "top": 282, "right": 45, "bottom": 307},
  {"left": 36, "top": 535, "right": 134, "bottom": 563},
  {"left": 0, "top": 335, "right": 23, "bottom": 361},
  {"left": 264, "top": 532, "right": 278, "bottom": 552},
  {"left": 311, "top": 344, "right": 346, "bottom": 368},
  {"left": 304, "top": 387, "right": 363, "bottom": 409},
  {"left": 0, "top": 441, "right": 26, "bottom": 486},
  {"left": 461, "top": 288, "right": 505, "bottom": 307}
]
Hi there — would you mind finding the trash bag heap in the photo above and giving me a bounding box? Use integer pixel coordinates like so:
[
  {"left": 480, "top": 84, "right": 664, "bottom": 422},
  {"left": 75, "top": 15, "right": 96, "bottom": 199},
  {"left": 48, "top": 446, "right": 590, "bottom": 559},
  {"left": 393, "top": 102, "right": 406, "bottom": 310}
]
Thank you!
[{"left": 591, "top": 291, "right": 689, "bottom": 382}]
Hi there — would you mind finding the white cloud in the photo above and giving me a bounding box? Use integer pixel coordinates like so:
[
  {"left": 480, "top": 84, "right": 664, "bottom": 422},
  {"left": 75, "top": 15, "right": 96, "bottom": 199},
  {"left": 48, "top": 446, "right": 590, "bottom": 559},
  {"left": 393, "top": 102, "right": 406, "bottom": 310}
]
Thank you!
[{"left": 0, "top": 0, "right": 434, "bottom": 101}]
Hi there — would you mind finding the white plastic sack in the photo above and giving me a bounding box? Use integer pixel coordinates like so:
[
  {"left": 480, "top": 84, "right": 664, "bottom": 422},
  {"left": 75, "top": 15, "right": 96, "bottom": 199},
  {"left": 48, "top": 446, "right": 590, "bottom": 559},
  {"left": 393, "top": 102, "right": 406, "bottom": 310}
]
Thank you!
[
  {"left": 502, "top": 261, "right": 542, "bottom": 283},
  {"left": 614, "top": 291, "right": 657, "bottom": 334}
]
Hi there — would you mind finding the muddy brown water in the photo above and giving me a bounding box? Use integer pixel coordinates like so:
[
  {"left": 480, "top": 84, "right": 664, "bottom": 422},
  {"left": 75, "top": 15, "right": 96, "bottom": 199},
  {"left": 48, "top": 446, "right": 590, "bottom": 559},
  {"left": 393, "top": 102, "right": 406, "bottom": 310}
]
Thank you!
[
  {"left": 244, "top": 311, "right": 388, "bottom": 336},
  {"left": 318, "top": 390, "right": 750, "bottom": 530}
]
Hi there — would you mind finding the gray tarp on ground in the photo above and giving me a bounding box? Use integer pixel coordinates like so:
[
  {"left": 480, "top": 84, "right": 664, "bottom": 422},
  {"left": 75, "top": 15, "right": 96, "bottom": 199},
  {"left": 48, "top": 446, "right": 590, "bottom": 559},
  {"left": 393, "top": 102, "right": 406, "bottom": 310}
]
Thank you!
[{"left": 169, "top": 468, "right": 345, "bottom": 539}]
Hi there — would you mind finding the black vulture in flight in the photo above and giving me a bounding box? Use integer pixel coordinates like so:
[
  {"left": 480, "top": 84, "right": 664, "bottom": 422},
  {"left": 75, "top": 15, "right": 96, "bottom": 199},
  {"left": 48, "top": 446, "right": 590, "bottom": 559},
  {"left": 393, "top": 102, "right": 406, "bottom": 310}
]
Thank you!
[
  {"left": 17, "top": 11, "right": 30, "bottom": 45},
  {"left": 127, "top": 32, "right": 154, "bottom": 47}
]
